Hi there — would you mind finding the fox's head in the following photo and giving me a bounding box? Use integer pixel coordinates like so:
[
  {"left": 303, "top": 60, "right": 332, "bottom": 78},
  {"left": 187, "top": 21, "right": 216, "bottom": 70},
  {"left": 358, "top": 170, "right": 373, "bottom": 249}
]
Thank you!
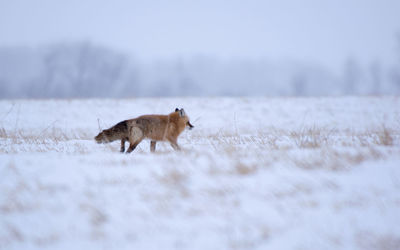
[
  {"left": 95, "top": 131, "right": 105, "bottom": 143},
  {"left": 94, "top": 131, "right": 109, "bottom": 143},
  {"left": 175, "top": 108, "right": 194, "bottom": 130}
]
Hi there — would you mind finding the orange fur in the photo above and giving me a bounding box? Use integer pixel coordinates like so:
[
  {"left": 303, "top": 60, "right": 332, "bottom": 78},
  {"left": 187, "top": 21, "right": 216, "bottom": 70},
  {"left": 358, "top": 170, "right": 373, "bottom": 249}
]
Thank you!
[{"left": 95, "top": 108, "right": 194, "bottom": 153}]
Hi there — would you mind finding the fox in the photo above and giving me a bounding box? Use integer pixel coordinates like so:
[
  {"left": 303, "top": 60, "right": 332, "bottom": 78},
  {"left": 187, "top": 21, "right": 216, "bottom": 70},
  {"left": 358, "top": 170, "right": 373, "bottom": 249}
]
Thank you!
[{"left": 95, "top": 108, "right": 194, "bottom": 153}]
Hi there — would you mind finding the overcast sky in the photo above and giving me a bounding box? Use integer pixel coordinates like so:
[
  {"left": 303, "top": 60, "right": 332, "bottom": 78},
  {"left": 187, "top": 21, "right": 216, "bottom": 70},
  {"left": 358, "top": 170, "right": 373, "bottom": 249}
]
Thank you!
[{"left": 1, "top": 0, "right": 399, "bottom": 72}]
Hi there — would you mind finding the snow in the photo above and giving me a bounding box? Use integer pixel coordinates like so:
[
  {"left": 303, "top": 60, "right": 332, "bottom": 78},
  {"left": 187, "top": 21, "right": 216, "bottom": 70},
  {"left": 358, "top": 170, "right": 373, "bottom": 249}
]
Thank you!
[{"left": 1, "top": 97, "right": 400, "bottom": 250}]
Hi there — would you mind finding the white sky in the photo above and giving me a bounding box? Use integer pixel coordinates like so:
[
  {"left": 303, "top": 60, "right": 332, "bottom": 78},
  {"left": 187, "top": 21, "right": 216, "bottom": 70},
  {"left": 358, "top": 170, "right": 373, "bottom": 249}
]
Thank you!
[{"left": 1, "top": 0, "right": 399, "bottom": 71}]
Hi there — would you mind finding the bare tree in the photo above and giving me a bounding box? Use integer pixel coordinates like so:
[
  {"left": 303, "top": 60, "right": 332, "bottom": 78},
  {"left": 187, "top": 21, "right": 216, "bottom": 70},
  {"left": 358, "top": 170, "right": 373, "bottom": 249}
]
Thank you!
[
  {"left": 292, "top": 73, "right": 307, "bottom": 96},
  {"left": 390, "top": 32, "right": 400, "bottom": 91},
  {"left": 369, "top": 60, "right": 382, "bottom": 95},
  {"left": 343, "top": 58, "right": 361, "bottom": 95},
  {"left": 38, "top": 42, "right": 130, "bottom": 98}
]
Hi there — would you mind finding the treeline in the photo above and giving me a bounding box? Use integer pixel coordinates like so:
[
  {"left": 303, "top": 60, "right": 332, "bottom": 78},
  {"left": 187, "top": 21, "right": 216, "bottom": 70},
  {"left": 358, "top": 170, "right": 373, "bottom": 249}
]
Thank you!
[{"left": 0, "top": 41, "right": 399, "bottom": 98}]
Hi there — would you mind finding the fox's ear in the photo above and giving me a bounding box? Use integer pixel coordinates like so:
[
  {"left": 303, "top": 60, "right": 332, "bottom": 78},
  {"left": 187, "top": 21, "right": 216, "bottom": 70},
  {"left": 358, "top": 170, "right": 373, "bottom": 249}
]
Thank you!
[
  {"left": 179, "top": 109, "right": 185, "bottom": 117},
  {"left": 175, "top": 108, "right": 179, "bottom": 112}
]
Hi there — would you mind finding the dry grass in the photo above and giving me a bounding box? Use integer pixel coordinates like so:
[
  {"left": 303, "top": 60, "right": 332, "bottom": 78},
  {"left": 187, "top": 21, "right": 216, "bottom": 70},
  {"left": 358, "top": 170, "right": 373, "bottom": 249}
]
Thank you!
[
  {"left": 356, "top": 231, "right": 400, "bottom": 250},
  {"left": 235, "top": 162, "right": 257, "bottom": 175},
  {"left": 200, "top": 124, "right": 398, "bottom": 152},
  {"left": 289, "top": 147, "right": 384, "bottom": 171},
  {"left": 0, "top": 127, "right": 6, "bottom": 138},
  {"left": 373, "top": 126, "right": 394, "bottom": 146},
  {"left": 0, "top": 124, "right": 398, "bottom": 171},
  {"left": 0, "top": 127, "right": 92, "bottom": 153},
  {"left": 190, "top": 124, "right": 398, "bottom": 173},
  {"left": 0, "top": 127, "right": 90, "bottom": 142},
  {"left": 157, "top": 168, "right": 188, "bottom": 187},
  {"left": 80, "top": 203, "right": 108, "bottom": 227},
  {"left": 156, "top": 168, "right": 190, "bottom": 198},
  {"left": 289, "top": 125, "right": 334, "bottom": 148}
]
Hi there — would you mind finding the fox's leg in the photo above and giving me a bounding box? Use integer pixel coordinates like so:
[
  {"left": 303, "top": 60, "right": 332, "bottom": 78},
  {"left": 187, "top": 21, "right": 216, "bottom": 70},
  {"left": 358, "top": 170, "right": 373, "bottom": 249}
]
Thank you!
[
  {"left": 126, "top": 139, "right": 142, "bottom": 153},
  {"left": 126, "top": 127, "right": 143, "bottom": 154},
  {"left": 120, "top": 138, "right": 127, "bottom": 153},
  {"left": 170, "top": 142, "right": 181, "bottom": 151},
  {"left": 150, "top": 141, "right": 157, "bottom": 152},
  {"left": 168, "top": 137, "right": 181, "bottom": 151}
]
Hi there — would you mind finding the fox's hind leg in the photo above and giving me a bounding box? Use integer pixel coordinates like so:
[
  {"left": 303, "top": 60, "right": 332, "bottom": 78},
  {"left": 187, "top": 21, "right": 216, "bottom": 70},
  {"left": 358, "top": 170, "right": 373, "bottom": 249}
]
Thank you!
[
  {"left": 126, "top": 127, "right": 144, "bottom": 154},
  {"left": 150, "top": 141, "right": 157, "bottom": 152},
  {"left": 120, "top": 138, "right": 128, "bottom": 153},
  {"left": 126, "top": 139, "right": 142, "bottom": 153}
]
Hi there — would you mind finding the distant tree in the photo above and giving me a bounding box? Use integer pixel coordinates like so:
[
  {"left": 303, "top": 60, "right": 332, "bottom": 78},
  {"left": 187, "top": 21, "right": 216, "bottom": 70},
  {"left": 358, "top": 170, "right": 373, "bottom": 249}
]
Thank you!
[
  {"left": 0, "top": 78, "right": 8, "bottom": 98},
  {"left": 153, "top": 80, "right": 174, "bottom": 96},
  {"left": 292, "top": 73, "right": 307, "bottom": 96},
  {"left": 37, "top": 48, "right": 58, "bottom": 97},
  {"left": 390, "top": 32, "right": 400, "bottom": 91},
  {"left": 369, "top": 60, "right": 382, "bottom": 95},
  {"left": 38, "top": 42, "right": 130, "bottom": 98},
  {"left": 175, "top": 59, "right": 202, "bottom": 96},
  {"left": 343, "top": 58, "right": 361, "bottom": 95}
]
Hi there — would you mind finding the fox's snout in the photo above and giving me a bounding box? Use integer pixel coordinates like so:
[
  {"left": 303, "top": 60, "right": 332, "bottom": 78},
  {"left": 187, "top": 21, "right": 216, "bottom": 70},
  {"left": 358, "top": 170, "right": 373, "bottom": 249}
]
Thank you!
[
  {"left": 94, "top": 131, "right": 105, "bottom": 143},
  {"left": 187, "top": 121, "right": 194, "bottom": 130}
]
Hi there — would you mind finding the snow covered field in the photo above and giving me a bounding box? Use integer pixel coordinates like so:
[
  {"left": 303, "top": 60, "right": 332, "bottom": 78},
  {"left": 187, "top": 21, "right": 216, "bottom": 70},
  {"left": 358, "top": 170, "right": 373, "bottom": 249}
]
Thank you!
[{"left": 1, "top": 97, "right": 400, "bottom": 250}]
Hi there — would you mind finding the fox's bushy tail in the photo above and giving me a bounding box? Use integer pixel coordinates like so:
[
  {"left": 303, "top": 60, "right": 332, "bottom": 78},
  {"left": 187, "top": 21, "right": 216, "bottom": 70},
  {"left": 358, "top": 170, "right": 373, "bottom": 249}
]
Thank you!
[{"left": 95, "top": 120, "right": 128, "bottom": 143}]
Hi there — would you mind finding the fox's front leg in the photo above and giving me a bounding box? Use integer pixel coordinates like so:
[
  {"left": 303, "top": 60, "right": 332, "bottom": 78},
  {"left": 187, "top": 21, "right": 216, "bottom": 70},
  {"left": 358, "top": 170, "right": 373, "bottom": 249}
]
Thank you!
[
  {"left": 168, "top": 137, "right": 181, "bottom": 151},
  {"left": 150, "top": 141, "right": 157, "bottom": 152},
  {"left": 170, "top": 142, "right": 181, "bottom": 151}
]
